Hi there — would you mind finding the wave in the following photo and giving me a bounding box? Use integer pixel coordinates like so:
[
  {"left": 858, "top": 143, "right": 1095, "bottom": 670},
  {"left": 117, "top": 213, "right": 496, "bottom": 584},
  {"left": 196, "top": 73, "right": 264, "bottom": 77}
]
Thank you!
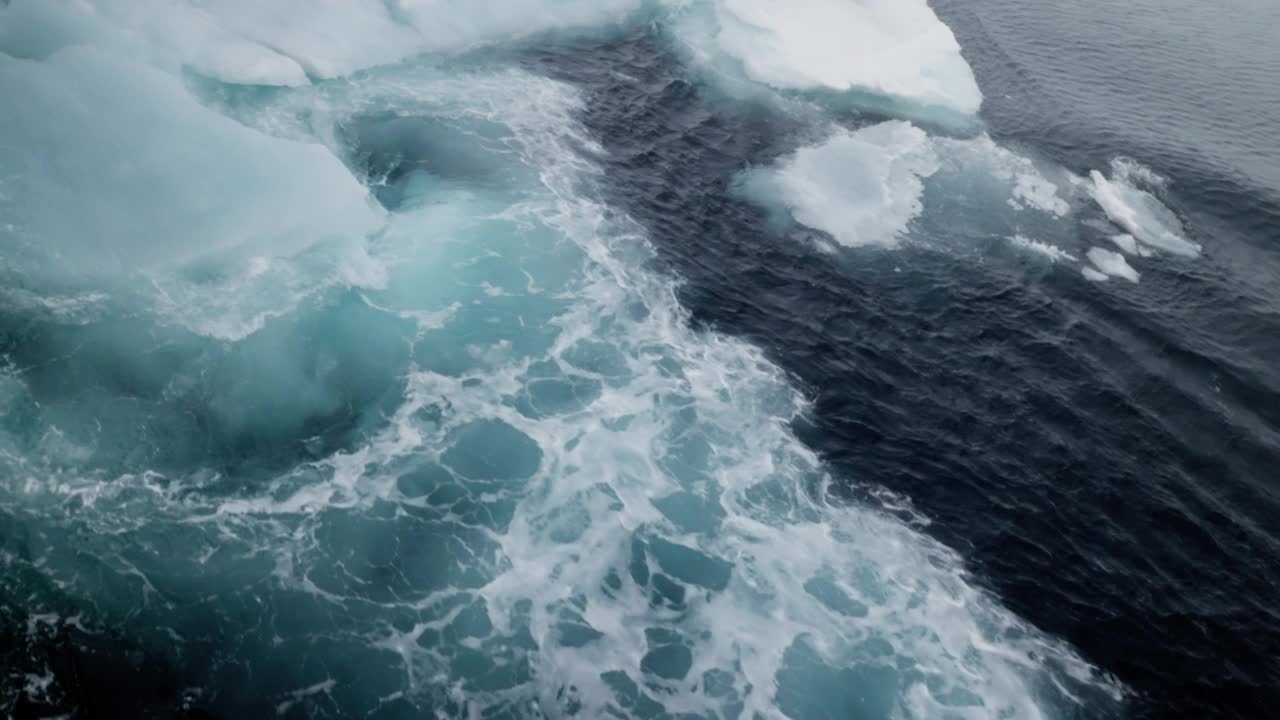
[{"left": 0, "top": 2, "right": 1122, "bottom": 717}]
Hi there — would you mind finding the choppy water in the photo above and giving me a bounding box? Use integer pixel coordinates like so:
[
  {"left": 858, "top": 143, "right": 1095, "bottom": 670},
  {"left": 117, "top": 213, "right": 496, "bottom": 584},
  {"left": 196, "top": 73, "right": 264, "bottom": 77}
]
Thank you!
[{"left": 1, "top": 2, "right": 1277, "bottom": 719}]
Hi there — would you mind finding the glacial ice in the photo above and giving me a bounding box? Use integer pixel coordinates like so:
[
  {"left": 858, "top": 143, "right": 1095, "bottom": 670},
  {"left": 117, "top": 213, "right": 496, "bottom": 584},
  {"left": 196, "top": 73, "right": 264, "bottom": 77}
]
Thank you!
[
  {"left": 0, "top": 0, "right": 643, "bottom": 84},
  {"left": 0, "top": 45, "right": 380, "bottom": 277},
  {"left": 665, "top": 0, "right": 983, "bottom": 116}
]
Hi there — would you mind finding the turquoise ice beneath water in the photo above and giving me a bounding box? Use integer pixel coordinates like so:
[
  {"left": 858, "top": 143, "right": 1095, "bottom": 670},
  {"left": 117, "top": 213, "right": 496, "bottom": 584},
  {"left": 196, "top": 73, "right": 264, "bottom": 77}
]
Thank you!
[{"left": 1, "top": 1, "right": 1123, "bottom": 718}]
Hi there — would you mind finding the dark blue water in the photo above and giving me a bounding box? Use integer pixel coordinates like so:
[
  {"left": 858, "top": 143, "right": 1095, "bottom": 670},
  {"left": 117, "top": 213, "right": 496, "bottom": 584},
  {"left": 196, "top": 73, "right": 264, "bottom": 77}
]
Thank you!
[
  {"left": 529, "top": 18, "right": 1280, "bottom": 717},
  {"left": 530, "top": 4, "right": 1280, "bottom": 716},
  {"left": 931, "top": 4, "right": 1280, "bottom": 716},
  {"left": 2, "top": 2, "right": 1279, "bottom": 719}
]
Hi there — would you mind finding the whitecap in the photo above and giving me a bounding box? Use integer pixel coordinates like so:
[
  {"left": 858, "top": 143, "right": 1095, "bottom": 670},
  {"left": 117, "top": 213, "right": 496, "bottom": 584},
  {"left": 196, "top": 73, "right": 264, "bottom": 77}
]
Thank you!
[{"left": 1011, "top": 234, "right": 1078, "bottom": 263}]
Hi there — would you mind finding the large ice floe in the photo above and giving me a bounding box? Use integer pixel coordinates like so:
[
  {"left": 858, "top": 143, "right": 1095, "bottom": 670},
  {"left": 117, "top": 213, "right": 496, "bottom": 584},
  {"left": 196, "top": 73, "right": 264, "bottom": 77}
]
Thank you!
[
  {"left": 0, "top": 1, "right": 1123, "bottom": 718},
  {"left": 0, "top": 44, "right": 381, "bottom": 276},
  {"left": 663, "top": 0, "right": 983, "bottom": 119}
]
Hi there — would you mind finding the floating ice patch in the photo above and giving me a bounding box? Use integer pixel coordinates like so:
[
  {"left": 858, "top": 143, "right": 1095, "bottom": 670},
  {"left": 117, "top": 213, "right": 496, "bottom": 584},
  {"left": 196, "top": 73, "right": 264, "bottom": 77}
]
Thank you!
[
  {"left": 740, "top": 121, "right": 939, "bottom": 247},
  {"left": 664, "top": 0, "right": 982, "bottom": 116},
  {"left": 1108, "top": 233, "right": 1140, "bottom": 255},
  {"left": 741, "top": 126, "right": 1082, "bottom": 255},
  {"left": 1086, "top": 247, "right": 1141, "bottom": 283},
  {"left": 934, "top": 134, "right": 1074, "bottom": 217},
  {"left": 1082, "top": 266, "right": 1110, "bottom": 282},
  {"left": 1010, "top": 162, "right": 1072, "bottom": 217},
  {"left": 1089, "top": 159, "right": 1200, "bottom": 257}
]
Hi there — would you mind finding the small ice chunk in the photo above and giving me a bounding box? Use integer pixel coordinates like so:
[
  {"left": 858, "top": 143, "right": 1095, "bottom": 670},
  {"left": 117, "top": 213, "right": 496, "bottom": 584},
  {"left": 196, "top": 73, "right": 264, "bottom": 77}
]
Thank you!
[
  {"left": 1108, "top": 233, "right": 1139, "bottom": 255},
  {"left": 1011, "top": 168, "right": 1070, "bottom": 217},
  {"left": 741, "top": 121, "right": 939, "bottom": 248},
  {"left": 1089, "top": 167, "right": 1200, "bottom": 257},
  {"left": 1086, "top": 247, "right": 1140, "bottom": 283}
]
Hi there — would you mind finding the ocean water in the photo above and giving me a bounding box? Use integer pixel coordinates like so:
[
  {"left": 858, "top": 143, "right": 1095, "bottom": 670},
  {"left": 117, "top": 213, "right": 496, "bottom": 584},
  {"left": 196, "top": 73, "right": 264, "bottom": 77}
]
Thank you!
[{"left": 0, "top": 2, "right": 1276, "bottom": 719}]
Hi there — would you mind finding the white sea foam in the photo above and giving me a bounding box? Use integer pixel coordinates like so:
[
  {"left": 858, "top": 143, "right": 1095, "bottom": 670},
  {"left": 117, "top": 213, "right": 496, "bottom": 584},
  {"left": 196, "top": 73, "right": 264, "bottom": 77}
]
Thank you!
[
  {"left": 1011, "top": 235, "right": 1077, "bottom": 263},
  {"left": 664, "top": 0, "right": 982, "bottom": 116}
]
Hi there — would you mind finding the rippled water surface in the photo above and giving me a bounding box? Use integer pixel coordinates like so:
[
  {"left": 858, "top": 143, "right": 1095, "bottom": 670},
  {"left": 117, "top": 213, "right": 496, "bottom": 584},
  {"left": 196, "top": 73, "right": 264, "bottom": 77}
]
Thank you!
[{"left": 2, "top": 1, "right": 1278, "bottom": 719}]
